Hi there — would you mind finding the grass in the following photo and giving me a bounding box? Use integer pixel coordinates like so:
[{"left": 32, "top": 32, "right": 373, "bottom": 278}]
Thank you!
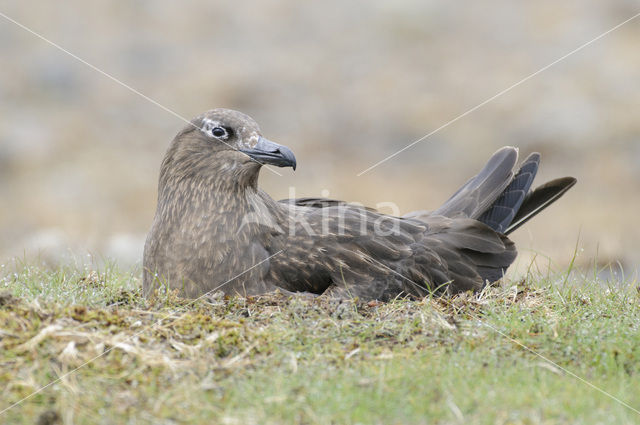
[{"left": 1, "top": 261, "right": 639, "bottom": 424}]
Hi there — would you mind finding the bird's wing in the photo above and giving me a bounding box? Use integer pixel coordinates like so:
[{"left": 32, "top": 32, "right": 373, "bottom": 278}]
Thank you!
[
  {"left": 267, "top": 204, "right": 424, "bottom": 297},
  {"left": 416, "top": 215, "right": 516, "bottom": 288},
  {"left": 267, "top": 203, "right": 516, "bottom": 300}
]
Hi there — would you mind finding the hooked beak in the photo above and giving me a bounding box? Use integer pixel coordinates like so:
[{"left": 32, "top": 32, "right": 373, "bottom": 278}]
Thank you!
[{"left": 240, "top": 136, "right": 297, "bottom": 170}]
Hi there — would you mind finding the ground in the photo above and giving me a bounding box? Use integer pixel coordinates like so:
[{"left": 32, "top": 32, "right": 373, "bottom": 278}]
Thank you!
[{"left": 1, "top": 262, "right": 639, "bottom": 424}]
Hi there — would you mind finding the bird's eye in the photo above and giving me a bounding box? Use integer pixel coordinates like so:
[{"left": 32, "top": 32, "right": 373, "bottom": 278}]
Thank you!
[{"left": 211, "top": 127, "right": 228, "bottom": 139}]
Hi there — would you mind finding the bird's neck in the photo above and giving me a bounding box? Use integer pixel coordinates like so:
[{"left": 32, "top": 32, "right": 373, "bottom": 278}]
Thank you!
[
  {"left": 158, "top": 172, "right": 258, "bottom": 214},
  {"left": 160, "top": 152, "right": 260, "bottom": 191},
  {"left": 155, "top": 166, "right": 285, "bottom": 239}
]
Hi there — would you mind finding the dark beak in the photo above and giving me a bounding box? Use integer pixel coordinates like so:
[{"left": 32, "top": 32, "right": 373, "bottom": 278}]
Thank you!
[{"left": 240, "top": 136, "right": 297, "bottom": 170}]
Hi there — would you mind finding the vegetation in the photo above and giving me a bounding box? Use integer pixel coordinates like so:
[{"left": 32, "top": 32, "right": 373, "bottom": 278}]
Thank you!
[{"left": 1, "top": 261, "right": 639, "bottom": 424}]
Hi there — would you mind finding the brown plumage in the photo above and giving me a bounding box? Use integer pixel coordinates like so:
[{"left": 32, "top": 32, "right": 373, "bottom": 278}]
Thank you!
[{"left": 143, "top": 109, "right": 576, "bottom": 301}]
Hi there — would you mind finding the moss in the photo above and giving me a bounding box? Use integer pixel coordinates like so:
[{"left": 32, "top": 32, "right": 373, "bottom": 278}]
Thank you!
[{"left": 64, "top": 305, "right": 126, "bottom": 328}]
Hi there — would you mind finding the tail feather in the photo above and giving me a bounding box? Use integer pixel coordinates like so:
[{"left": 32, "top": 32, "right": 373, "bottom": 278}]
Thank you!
[
  {"left": 434, "top": 146, "right": 518, "bottom": 219},
  {"left": 504, "top": 177, "right": 577, "bottom": 235},
  {"left": 416, "top": 146, "right": 575, "bottom": 237},
  {"left": 477, "top": 153, "right": 539, "bottom": 232}
]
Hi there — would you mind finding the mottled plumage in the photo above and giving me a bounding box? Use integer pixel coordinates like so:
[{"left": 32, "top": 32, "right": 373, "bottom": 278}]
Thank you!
[{"left": 143, "top": 109, "right": 576, "bottom": 301}]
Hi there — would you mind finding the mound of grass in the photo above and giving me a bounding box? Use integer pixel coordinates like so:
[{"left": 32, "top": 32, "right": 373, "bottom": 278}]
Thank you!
[{"left": 1, "top": 262, "right": 639, "bottom": 424}]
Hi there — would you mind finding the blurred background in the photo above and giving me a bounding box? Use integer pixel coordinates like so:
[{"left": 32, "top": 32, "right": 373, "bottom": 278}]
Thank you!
[{"left": 0, "top": 1, "right": 638, "bottom": 280}]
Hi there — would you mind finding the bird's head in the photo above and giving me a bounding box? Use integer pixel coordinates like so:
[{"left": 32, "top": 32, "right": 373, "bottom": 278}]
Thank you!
[{"left": 162, "top": 109, "right": 296, "bottom": 188}]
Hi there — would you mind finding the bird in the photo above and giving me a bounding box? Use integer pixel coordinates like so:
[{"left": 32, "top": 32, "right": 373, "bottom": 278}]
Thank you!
[{"left": 142, "top": 108, "right": 576, "bottom": 301}]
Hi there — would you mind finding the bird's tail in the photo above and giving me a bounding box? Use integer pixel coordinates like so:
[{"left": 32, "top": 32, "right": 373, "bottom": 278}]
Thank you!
[
  {"left": 476, "top": 152, "right": 540, "bottom": 233},
  {"left": 502, "top": 176, "right": 576, "bottom": 235},
  {"left": 433, "top": 146, "right": 519, "bottom": 219},
  {"left": 433, "top": 146, "right": 576, "bottom": 234},
  {"left": 474, "top": 153, "right": 576, "bottom": 234}
]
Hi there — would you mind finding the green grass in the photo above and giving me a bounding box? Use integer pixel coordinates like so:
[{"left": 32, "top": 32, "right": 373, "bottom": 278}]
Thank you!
[{"left": 1, "top": 261, "right": 639, "bottom": 424}]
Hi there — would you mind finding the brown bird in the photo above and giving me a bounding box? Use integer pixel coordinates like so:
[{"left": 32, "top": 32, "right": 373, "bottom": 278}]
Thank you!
[{"left": 143, "top": 109, "right": 576, "bottom": 301}]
